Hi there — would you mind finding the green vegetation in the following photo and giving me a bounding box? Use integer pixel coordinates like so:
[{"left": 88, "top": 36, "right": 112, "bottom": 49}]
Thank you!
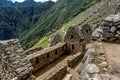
[
  {"left": 1, "top": 0, "right": 117, "bottom": 50},
  {"left": 33, "top": 0, "right": 118, "bottom": 49},
  {"left": 0, "top": 1, "right": 54, "bottom": 49},
  {"left": 23, "top": 0, "right": 102, "bottom": 49}
]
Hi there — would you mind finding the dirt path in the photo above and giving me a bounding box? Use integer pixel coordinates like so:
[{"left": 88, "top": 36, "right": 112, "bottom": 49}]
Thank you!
[{"left": 103, "top": 42, "right": 120, "bottom": 80}]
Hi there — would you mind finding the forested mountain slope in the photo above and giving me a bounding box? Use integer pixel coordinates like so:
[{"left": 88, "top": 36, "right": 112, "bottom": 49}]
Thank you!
[
  {"left": 0, "top": 1, "right": 54, "bottom": 44},
  {"left": 0, "top": 0, "right": 102, "bottom": 49}
]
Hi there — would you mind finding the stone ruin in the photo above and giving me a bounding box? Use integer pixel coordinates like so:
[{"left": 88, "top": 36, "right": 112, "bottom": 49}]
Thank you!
[
  {"left": 65, "top": 24, "right": 93, "bottom": 54},
  {"left": 100, "top": 12, "right": 120, "bottom": 43},
  {"left": 0, "top": 39, "right": 35, "bottom": 80},
  {"left": 28, "top": 42, "right": 67, "bottom": 71}
]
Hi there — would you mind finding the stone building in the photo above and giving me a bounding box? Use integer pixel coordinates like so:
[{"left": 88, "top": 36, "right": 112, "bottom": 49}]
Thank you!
[
  {"left": 64, "top": 24, "right": 93, "bottom": 54},
  {"left": 0, "top": 39, "right": 35, "bottom": 80}
]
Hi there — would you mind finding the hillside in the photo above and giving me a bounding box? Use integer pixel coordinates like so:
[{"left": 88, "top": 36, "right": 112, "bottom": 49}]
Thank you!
[
  {"left": 23, "top": 0, "right": 102, "bottom": 49},
  {"left": 0, "top": 0, "right": 102, "bottom": 49},
  {"left": 0, "top": 1, "right": 54, "bottom": 46},
  {"left": 33, "top": 0, "right": 119, "bottom": 49}
]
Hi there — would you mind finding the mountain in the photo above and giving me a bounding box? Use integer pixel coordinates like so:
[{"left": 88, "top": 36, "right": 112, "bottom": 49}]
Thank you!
[
  {"left": 0, "top": 1, "right": 54, "bottom": 40},
  {"left": 21, "top": 0, "right": 102, "bottom": 49},
  {"left": 0, "top": 0, "right": 103, "bottom": 49},
  {"left": 0, "top": 0, "right": 41, "bottom": 7}
]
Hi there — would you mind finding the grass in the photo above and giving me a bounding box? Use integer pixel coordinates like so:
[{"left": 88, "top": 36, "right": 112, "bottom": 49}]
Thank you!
[{"left": 32, "top": 37, "right": 48, "bottom": 48}]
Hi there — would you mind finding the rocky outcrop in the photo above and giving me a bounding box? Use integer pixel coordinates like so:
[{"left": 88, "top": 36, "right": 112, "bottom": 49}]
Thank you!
[
  {"left": 50, "top": 34, "right": 63, "bottom": 47},
  {"left": 100, "top": 13, "right": 120, "bottom": 43},
  {"left": 0, "top": 39, "right": 35, "bottom": 80},
  {"left": 77, "top": 42, "right": 110, "bottom": 80}
]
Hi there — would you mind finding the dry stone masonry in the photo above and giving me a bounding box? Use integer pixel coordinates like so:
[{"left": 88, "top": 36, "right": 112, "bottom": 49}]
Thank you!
[
  {"left": 28, "top": 42, "right": 67, "bottom": 71},
  {"left": 100, "top": 12, "right": 120, "bottom": 43},
  {"left": 116, "top": 4, "right": 120, "bottom": 13},
  {"left": 77, "top": 42, "right": 110, "bottom": 80},
  {"left": 0, "top": 39, "right": 35, "bottom": 80},
  {"left": 65, "top": 24, "right": 93, "bottom": 54}
]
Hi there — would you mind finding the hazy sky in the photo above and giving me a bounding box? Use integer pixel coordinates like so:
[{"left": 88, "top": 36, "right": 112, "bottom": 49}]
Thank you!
[{"left": 10, "top": 0, "right": 57, "bottom": 3}]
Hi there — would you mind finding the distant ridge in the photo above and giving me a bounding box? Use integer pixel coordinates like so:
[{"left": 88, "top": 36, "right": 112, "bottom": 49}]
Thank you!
[{"left": 0, "top": 0, "right": 42, "bottom": 7}]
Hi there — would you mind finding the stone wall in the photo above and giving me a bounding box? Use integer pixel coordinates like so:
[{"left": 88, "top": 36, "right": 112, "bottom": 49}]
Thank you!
[
  {"left": 116, "top": 4, "right": 120, "bottom": 13},
  {"left": 101, "top": 13, "right": 120, "bottom": 43},
  {"left": 80, "top": 24, "right": 93, "bottom": 43},
  {"left": 65, "top": 24, "right": 93, "bottom": 55},
  {"left": 44, "top": 64, "right": 67, "bottom": 80},
  {"left": 67, "top": 53, "right": 83, "bottom": 68},
  {"left": 65, "top": 26, "right": 82, "bottom": 54},
  {"left": 25, "top": 46, "right": 43, "bottom": 55},
  {"left": 0, "top": 39, "right": 35, "bottom": 80},
  {"left": 65, "top": 26, "right": 86, "bottom": 54},
  {"left": 77, "top": 41, "right": 110, "bottom": 80},
  {"left": 28, "top": 42, "right": 67, "bottom": 71}
]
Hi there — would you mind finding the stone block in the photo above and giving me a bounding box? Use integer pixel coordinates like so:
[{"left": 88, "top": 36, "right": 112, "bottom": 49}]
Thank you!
[
  {"left": 87, "top": 63, "right": 100, "bottom": 73},
  {"left": 110, "top": 27, "right": 116, "bottom": 33},
  {"left": 99, "top": 61, "right": 107, "bottom": 68},
  {"left": 16, "top": 67, "right": 25, "bottom": 74},
  {"left": 100, "top": 74, "right": 110, "bottom": 80},
  {"left": 91, "top": 74, "right": 101, "bottom": 80}
]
